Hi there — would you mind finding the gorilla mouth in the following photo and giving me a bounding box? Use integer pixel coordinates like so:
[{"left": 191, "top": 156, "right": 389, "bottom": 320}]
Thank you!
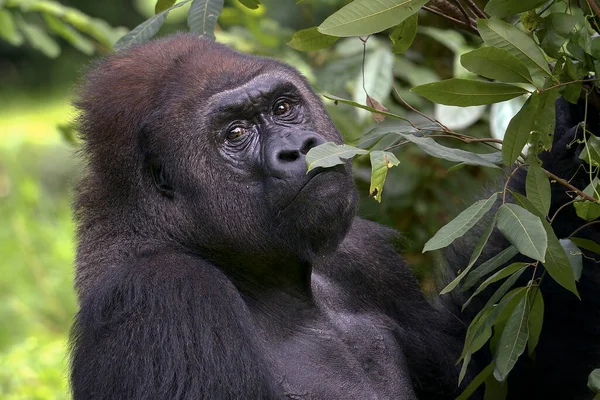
[{"left": 281, "top": 166, "right": 348, "bottom": 212}]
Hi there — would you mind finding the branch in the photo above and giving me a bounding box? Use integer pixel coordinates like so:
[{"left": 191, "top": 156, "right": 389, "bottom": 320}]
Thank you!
[{"left": 544, "top": 170, "right": 599, "bottom": 203}]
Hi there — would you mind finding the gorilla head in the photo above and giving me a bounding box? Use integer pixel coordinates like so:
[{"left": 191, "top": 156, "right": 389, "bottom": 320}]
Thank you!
[{"left": 74, "top": 34, "right": 357, "bottom": 292}]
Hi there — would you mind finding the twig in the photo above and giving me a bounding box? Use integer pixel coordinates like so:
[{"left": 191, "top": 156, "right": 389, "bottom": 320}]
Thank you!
[
  {"left": 586, "top": 0, "right": 600, "bottom": 17},
  {"left": 423, "top": 6, "right": 478, "bottom": 33},
  {"left": 503, "top": 164, "right": 527, "bottom": 203},
  {"left": 544, "top": 169, "right": 599, "bottom": 203},
  {"left": 569, "top": 221, "right": 600, "bottom": 238},
  {"left": 451, "top": 0, "right": 476, "bottom": 27},
  {"left": 550, "top": 198, "right": 579, "bottom": 223},
  {"left": 462, "top": 0, "right": 487, "bottom": 18}
]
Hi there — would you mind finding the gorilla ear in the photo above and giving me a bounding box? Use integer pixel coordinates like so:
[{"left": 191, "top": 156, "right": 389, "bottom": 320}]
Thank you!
[{"left": 150, "top": 161, "right": 174, "bottom": 198}]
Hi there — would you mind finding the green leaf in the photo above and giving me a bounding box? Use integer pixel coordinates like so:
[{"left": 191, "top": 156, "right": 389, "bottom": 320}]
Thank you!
[
  {"left": 425, "top": 194, "right": 498, "bottom": 252},
  {"left": 43, "top": 14, "right": 95, "bottom": 55},
  {"left": 115, "top": 0, "right": 192, "bottom": 50},
  {"left": 369, "top": 151, "right": 400, "bottom": 202},
  {"left": 0, "top": 9, "right": 23, "bottom": 46},
  {"left": 155, "top": 0, "right": 177, "bottom": 13},
  {"left": 318, "top": 0, "right": 429, "bottom": 37},
  {"left": 457, "top": 363, "right": 494, "bottom": 400},
  {"left": 574, "top": 201, "right": 600, "bottom": 221},
  {"left": 589, "top": 369, "right": 600, "bottom": 393},
  {"left": 494, "top": 295, "right": 529, "bottom": 381},
  {"left": 15, "top": 17, "right": 60, "bottom": 58},
  {"left": 412, "top": 78, "right": 529, "bottom": 106},
  {"left": 579, "top": 136, "right": 600, "bottom": 166},
  {"left": 502, "top": 93, "right": 538, "bottom": 165},
  {"left": 560, "top": 239, "right": 583, "bottom": 281},
  {"left": 323, "top": 94, "right": 409, "bottom": 122},
  {"left": 188, "top": 0, "right": 224, "bottom": 39},
  {"left": 461, "top": 47, "right": 533, "bottom": 84},
  {"left": 485, "top": 0, "right": 549, "bottom": 18},
  {"left": 398, "top": 133, "right": 502, "bottom": 168},
  {"left": 238, "top": 0, "right": 260, "bottom": 9},
  {"left": 478, "top": 18, "right": 552, "bottom": 79},
  {"left": 305, "top": 143, "right": 368, "bottom": 171},
  {"left": 441, "top": 216, "right": 497, "bottom": 295},
  {"left": 389, "top": 14, "right": 418, "bottom": 54},
  {"left": 526, "top": 162, "right": 551, "bottom": 216},
  {"left": 529, "top": 88, "right": 558, "bottom": 153},
  {"left": 462, "top": 246, "right": 519, "bottom": 291},
  {"left": 288, "top": 27, "right": 338, "bottom": 51},
  {"left": 463, "top": 262, "right": 529, "bottom": 310},
  {"left": 527, "top": 287, "right": 544, "bottom": 356},
  {"left": 570, "top": 237, "right": 600, "bottom": 256},
  {"left": 496, "top": 203, "right": 547, "bottom": 262},
  {"left": 353, "top": 46, "right": 394, "bottom": 119},
  {"left": 542, "top": 220, "right": 580, "bottom": 298}
]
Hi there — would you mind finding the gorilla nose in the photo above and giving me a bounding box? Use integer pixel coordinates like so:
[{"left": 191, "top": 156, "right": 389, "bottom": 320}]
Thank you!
[{"left": 269, "top": 131, "right": 326, "bottom": 176}]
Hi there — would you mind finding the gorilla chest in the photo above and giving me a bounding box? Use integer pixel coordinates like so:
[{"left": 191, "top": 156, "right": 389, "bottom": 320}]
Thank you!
[{"left": 256, "top": 307, "right": 415, "bottom": 399}]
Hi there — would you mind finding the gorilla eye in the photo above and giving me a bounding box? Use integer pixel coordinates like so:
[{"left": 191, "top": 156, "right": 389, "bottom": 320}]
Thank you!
[
  {"left": 227, "top": 126, "right": 247, "bottom": 141},
  {"left": 273, "top": 100, "right": 292, "bottom": 116}
]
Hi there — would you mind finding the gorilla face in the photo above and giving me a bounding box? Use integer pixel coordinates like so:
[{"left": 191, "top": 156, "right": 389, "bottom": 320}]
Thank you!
[{"left": 76, "top": 35, "right": 357, "bottom": 271}]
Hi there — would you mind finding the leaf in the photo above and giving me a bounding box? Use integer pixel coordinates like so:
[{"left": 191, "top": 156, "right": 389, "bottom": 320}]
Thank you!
[
  {"left": 366, "top": 95, "right": 388, "bottom": 123},
  {"left": 502, "top": 93, "right": 538, "bottom": 165},
  {"left": 389, "top": 13, "right": 418, "bottom": 54},
  {"left": 490, "top": 96, "right": 527, "bottom": 143},
  {"left": 457, "top": 363, "right": 494, "bottom": 400},
  {"left": 237, "top": 0, "right": 260, "bottom": 9},
  {"left": 494, "top": 295, "right": 529, "bottom": 381},
  {"left": 155, "top": 0, "right": 177, "bottom": 13},
  {"left": 318, "top": 0, "right": 429, "bottom": 37},
  {"left": 369, "top": 151, "right": 400, "bottom": 202},
  {"left": 411, "top": 78, "right": 529, "bottom": 106},
  {"left": 560, "top": 239, "right": 583, "bottom": 281},
  {"left": 542, "top": 220, "right": 580, "bottom": 298},
  {"left": 425, "top": 194, "right": 498, "bottom": 252},
  {"left": 440, "top": 215, "right": 497, "bottom": 295},
  {"left": 15, "top": 16, "right": 60, "bottom": 58},
  {"left": 529, "top": 88, "right": 558, "bottom": 153},
  {"left": 461, "top": 47, "right": 533, "bottom": 84},
  {"left": 526, "top": 162, "right": 551, "bottom": 216},
  {"left": 527, "top": 287, "right": 544, "bottom": 356},
  {"left": 323, "top": 94, "right": 409, "bottom": 122},
  {"left": 496, "top": 203, "right": 547, "bottom": 262},
  {"left": 353, "top": 46, "right": 394, "bottom": 120},
  {"left": 478, "top": 18, "right": 552, "bottom": 79},
  {"left": 43, "top": 14, "right": 95, "bottom": 55},
  {"left": 434, "top": 104, "right": 486, "bottom": 130},
  {"left": 462, "top": 246, "right": 519, "bottom": 291},
  {"left": 288, "top": 27, "right": 338, "bottom": 51},
  {"left": 305, "top": 143, "right": 368, "bottom": 171},
  {"left": 463, "top": 262, "right": 529, "bottom": 310},
  {"left": 188, "top": 0, "right": 223, "bottom": 39},
  {"left": 0, "top": 9, "right": 23, "bottom": 46},
  {"left": 579, "top": 136, "right": 600, "bottom": 166},
  {"left": 570, "top": 237, "right": 600, "bottom": 256},
  {"left": 485, "top": 0, "right": 549, "bottom": 19},
  {"left": 115, "top": 0, "right": 192, "bottom": 50},
  {"left": 398, "top": 133, "right": 503, "bottom": 168},
  {"left": 589, "top": 369, "right": 600, "bottom": 393},
  {"left": 574, "top": 201, "right": 600, "bottom": 221}
]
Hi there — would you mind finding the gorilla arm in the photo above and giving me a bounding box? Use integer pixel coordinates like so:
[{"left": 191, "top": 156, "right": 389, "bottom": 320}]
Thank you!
[{"left": 69, "top": 251, "right": 279, "bottom": 400}]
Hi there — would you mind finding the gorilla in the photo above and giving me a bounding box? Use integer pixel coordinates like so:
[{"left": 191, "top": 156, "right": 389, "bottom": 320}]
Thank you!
[{"left": 69, "top": 33, "right": 599, "bottom": 399}]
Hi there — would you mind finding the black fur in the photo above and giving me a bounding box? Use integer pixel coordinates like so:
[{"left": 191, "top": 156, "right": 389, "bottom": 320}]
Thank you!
[{"left": 70, "top": 34, "right": 599, "bottom": 399}]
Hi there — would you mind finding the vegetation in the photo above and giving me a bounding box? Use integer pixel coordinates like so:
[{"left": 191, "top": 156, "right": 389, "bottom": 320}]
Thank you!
[{"left": 1, "top": 0, "right": 599, "bottom": 398}]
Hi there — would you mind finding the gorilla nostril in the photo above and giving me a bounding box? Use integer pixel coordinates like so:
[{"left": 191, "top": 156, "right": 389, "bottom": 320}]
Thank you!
[
  {"left": 300, "top": 137, "right": 318, "bottom": 155},
  {"left": 278, "top": 150, "right": 300, "bottom": 163}
]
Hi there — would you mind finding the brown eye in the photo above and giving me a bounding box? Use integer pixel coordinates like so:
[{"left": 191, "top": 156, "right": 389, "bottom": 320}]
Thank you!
[
  {"left": 227, "top": 126, "right": 246, "bottom": 141},
  {"left": 274, "top": 100, "right": 292, "bottom": 116}
]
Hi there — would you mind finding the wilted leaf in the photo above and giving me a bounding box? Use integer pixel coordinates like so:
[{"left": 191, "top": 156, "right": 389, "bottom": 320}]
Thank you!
[
  {"left": 288, "top": 27, "right": 338, "bottom": 51},
  {"left": 318, "top": 0, "right": 429, "bottom": 37},
  {"left": 369, "top": 151, "right": 400, "bottom": 202},
  {"left": 366, "top": 95, "right": 389, "bottom": 123},
  {"left": 412, "top": 78, "right": 529, "bottom": 106},
  {"left": 496, "top": 203, "right": 547, "bottom": 262},
  {"left": 306, "top": 142, "right": 368, "bottom": 171},
  {"left": 461, "top": 47, "right": 533, "bottom": 84}
]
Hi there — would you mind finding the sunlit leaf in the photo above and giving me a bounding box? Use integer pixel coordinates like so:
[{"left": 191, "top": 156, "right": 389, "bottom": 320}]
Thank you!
[
  {"left": 526, "top": 162, "right": 551, "bottom": 216},
  {"left": 425, "top": 194, "right": 497, "bottom": 252},
  {"left": 187, "top": 0, "right": 224, "bottom": 39},
  {"left": 369, "top": 151, "right": 400, "bottom": 202},
  {"left": 15, "top": 17, "right": 60, "bottom": 58},
  {"left": 306, "top": 143, "right": 368, "bottom": 171},
  {"left": 318, "top": 0, "right": 429, "bottom": 37},
  {"left": 43, "top": 14, "right": 95, "bottom": 55},
  {"left": 238, "top": 0, "right": 260, "bottom": 9},
  {"left": 496, "top": 203, "right": 547, "bottom": 262},
  {"left": 412, "top": 78, "right": 529, "bottom": 106},
  {"left": 288, "top": 27, "right": 338, "bottom": 51},
  {"left": 461, "top": 47, "right": 533, "bottom": 84},
  {"left": 155, "top": 0, "right": 177, "bottom": 13},
  {"left": 494, "top": 295, "right": 529, "bottom": 381},
  {"left": 0, "top": 9, "right": 23, "bottom": 46}
]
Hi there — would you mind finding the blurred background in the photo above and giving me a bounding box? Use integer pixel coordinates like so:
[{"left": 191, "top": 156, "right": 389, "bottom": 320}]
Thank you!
[{"left": 0, "top": 0, "right": 498, "bottom": 397}]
